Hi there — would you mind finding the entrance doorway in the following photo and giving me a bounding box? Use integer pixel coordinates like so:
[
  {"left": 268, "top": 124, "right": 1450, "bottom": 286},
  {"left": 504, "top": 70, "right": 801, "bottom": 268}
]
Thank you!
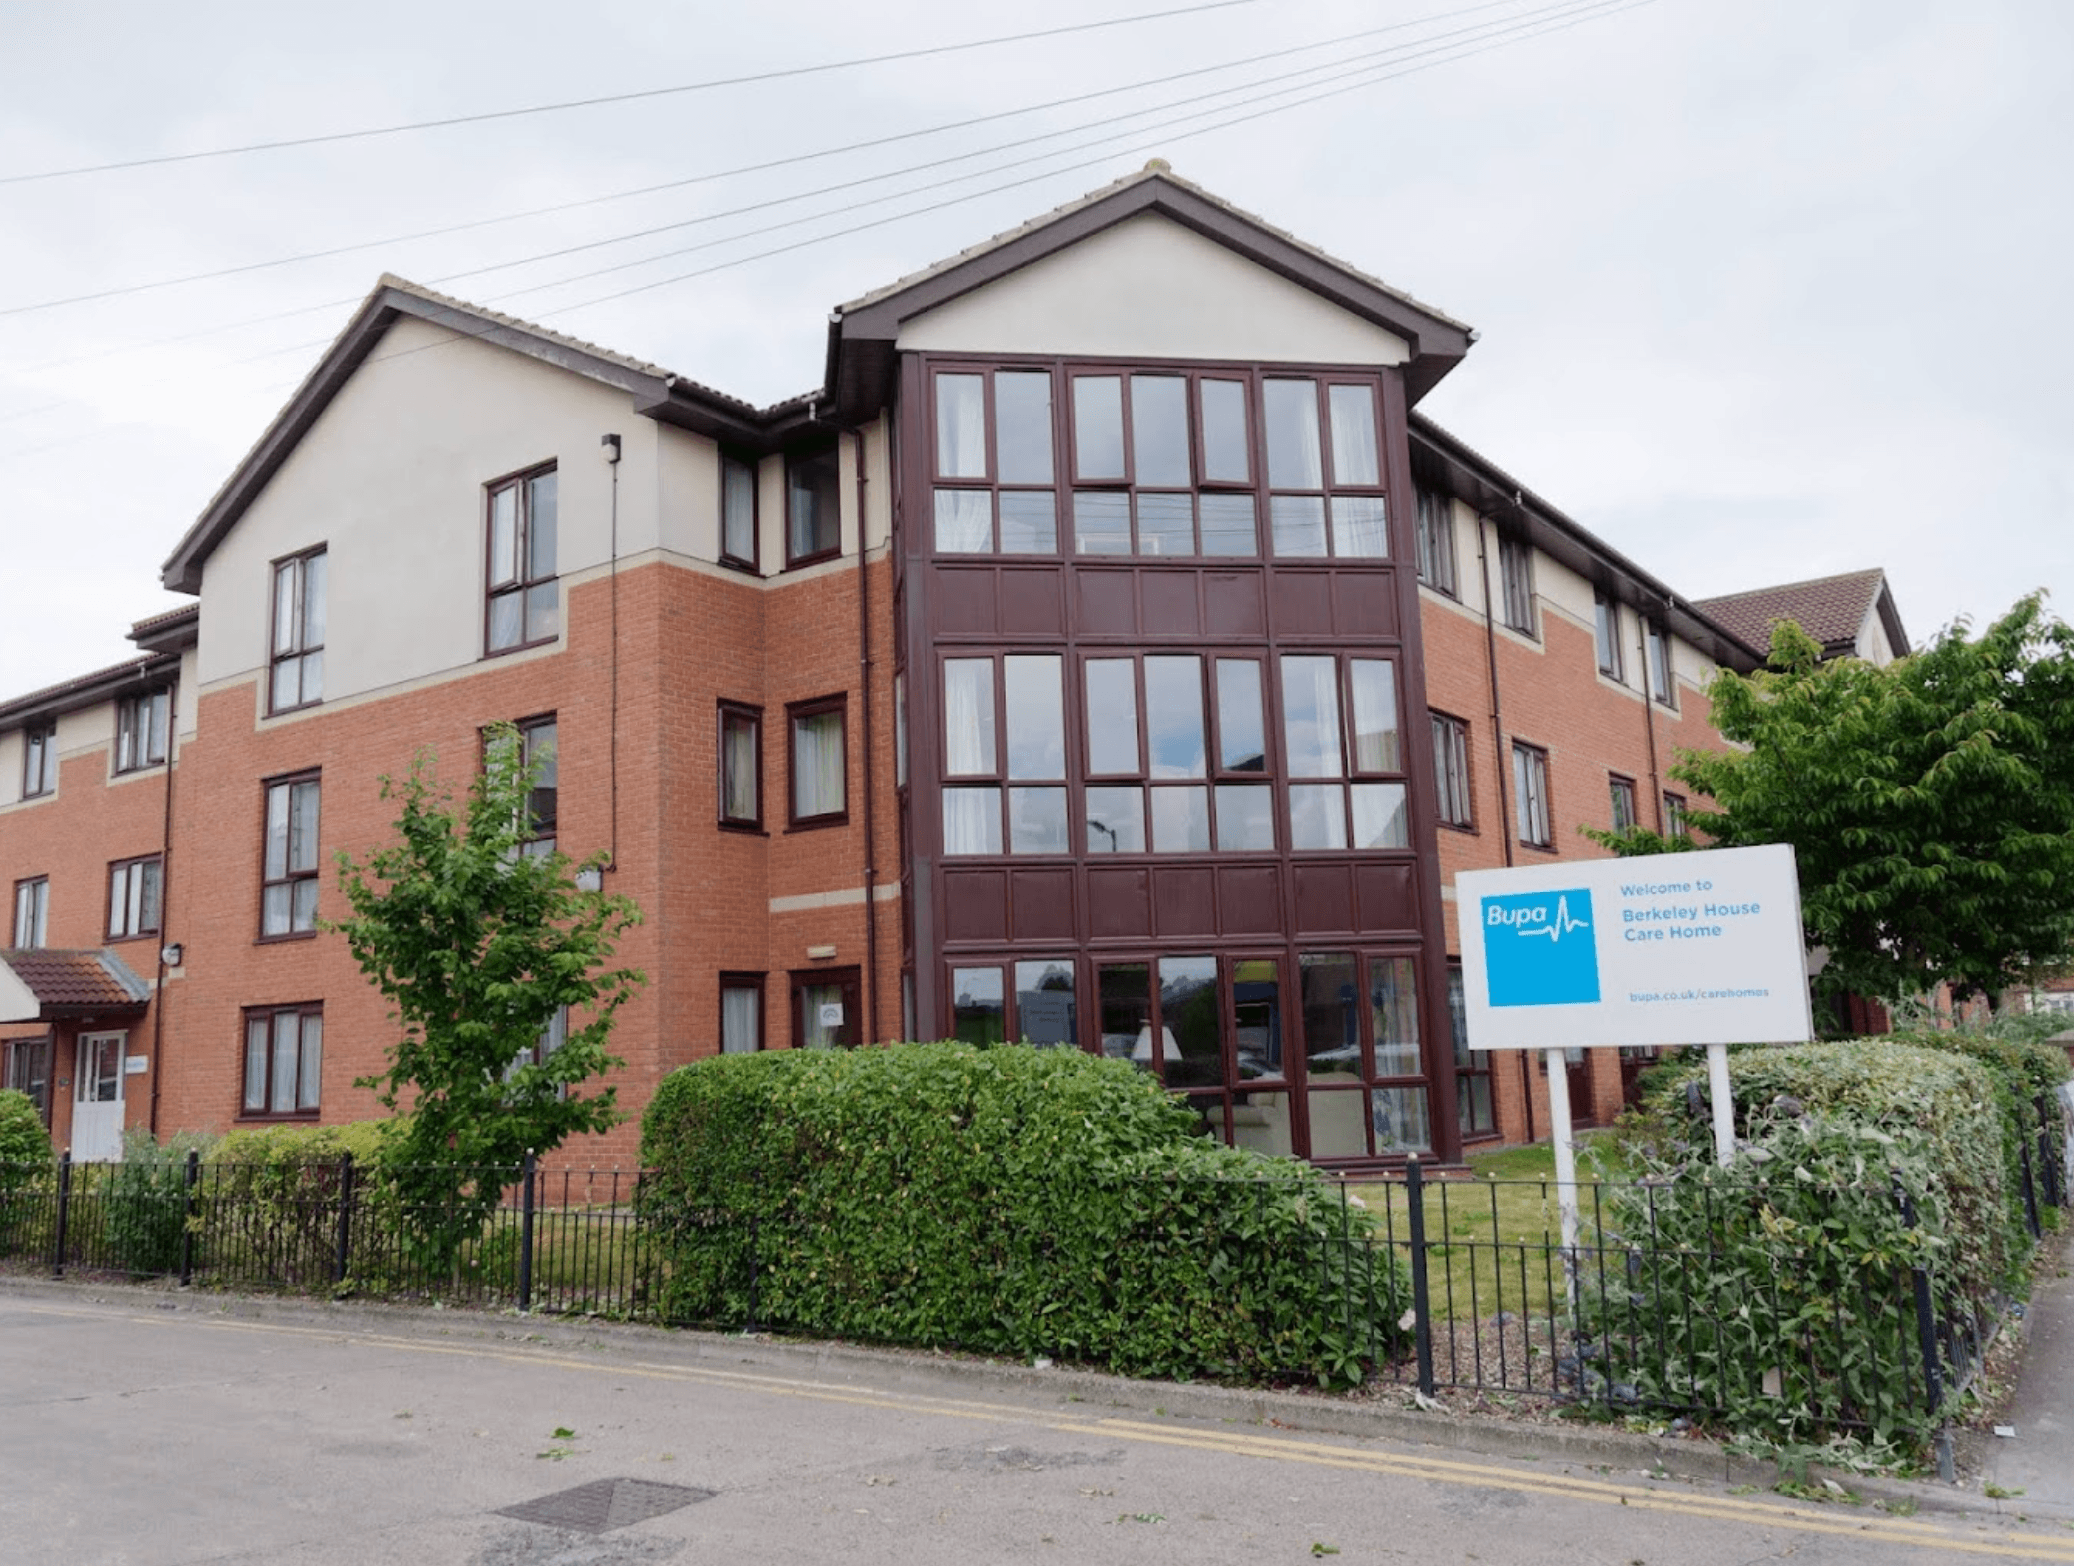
[{"left": 72, "top": 1032, "right": 127, "bottom": 1162}]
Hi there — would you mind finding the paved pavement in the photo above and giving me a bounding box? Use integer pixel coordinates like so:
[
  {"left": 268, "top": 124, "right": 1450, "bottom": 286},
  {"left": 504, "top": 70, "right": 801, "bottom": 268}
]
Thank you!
[
  {"left": 4, "top": 1284, "right": 2071, "bottom": 1566},
  {"left": 1985, "top": 1224, "right": 2074, "bottom": 1517}
]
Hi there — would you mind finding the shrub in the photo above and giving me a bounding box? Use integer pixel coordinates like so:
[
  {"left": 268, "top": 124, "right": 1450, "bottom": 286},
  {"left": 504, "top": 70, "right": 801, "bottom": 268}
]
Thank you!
[
  {"left": 203, "top": 1121, "right": 395, "bottom": 1288},
  {"left": 640, "top": 1043, "right": 1404, "bottom": 1387},
  {"left": 101, "top": 1129, "right": 215, "bottom": 1274},
  {"left": 0, "top": 1089, "right": 51, "bottom": 1187}
]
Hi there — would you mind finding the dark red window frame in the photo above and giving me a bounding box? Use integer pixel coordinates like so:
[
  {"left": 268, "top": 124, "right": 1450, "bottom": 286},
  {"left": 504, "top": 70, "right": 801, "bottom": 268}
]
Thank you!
[
  {"left": 718, "top": 702, "right": 764, "bottom": 832},
  {"left": 786, "top": 694, "right": 848, "bottom": 829}
]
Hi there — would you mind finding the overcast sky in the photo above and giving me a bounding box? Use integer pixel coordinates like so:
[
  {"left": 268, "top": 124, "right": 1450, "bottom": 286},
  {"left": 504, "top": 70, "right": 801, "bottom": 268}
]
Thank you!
[{"left": 2, "top": 0, "right": 2068, "bottom": 697}]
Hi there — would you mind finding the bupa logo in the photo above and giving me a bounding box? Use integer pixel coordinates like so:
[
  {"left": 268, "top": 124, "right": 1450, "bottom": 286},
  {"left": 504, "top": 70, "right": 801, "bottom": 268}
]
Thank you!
[{"left": 1481, "top": 889, "right": 1601, "bottom": 1008}]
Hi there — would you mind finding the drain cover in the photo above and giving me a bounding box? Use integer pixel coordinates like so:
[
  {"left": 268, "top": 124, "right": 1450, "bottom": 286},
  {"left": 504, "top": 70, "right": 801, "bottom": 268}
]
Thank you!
[{"left": 497, "top": 1478, "right": 715, "bottom": 1534}]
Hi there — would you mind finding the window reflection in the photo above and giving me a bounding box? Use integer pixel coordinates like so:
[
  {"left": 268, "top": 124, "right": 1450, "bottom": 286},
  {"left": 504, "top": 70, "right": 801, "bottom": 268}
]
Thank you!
[
  {"left": 1072, "top": 376, "right": 1125, "bottom": 480},
  {"left": 1014, "top": 958, "right": 1077, "bottom": 1046},
  {"left": 1159, "top": 955, "right": 1220, "bottom": 1089},
  {"left": 1085, "top": 786, "right": 1145, "bottom": 853}
]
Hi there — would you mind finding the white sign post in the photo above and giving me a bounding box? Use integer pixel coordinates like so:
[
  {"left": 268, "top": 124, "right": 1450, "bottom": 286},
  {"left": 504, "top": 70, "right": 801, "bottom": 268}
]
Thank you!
[{"left": 1456, "top": 844, "right": 1815, "bottom": 1301}]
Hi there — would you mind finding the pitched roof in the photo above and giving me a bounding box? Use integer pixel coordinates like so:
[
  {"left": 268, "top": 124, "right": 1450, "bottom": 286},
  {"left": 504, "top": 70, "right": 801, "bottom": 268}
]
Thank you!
[
  {"left": 0, "top": 949, "right": 152, "bottom": 1024},
  {"left": 0, "top": 650, "right": 178, "bottom": 733},
  {"left": 1692, "top": 570, "right": 1909, "bottom": 659}
]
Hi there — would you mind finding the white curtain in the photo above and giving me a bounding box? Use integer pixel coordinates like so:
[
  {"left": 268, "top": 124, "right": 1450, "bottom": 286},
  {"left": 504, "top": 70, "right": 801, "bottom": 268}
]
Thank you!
[
  {"left": 1264, "top": 379, "right": 1322, "bottom": 488},
  {"left": 935, "top": 374, "right": 987, "bottom": 478},
  {"left": 1327, "top": 384, "right": 1379, "bottom": 485},
  {"left": 722, "top": 719, "right": 757, "bottom": 820},
  {"left": 943, "top": 786, "right": 1001, "bottom": 856},
  {"left": 721, "top": 987, "right": 760, "bottom": 1053},
  {"left": 794, "top": 712, "right": 844, "bottom": 818},
  {"left": 933, "top": 489, "right": 992, "bottom": 553},
  {"left": 1350, "top": 660, "right": 1399, "bottom": 772},
  {"left": 943, "top": 659, "right": 993, "bottom": 775},
  {"left": 1281, "top": 656, "right": 1343, "bottom": 777}
]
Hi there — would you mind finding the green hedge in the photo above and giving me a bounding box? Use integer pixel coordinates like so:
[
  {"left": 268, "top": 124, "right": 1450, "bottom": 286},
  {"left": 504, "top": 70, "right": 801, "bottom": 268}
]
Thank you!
[
  {"left": 0, "top": 1089, "right": 51, "bottom": 1185},
  {"left": 203, "top": 1121, "right": 398, "bottom": 1288},
  {"left": 639, "top": 1043, "right": 1404, "bottom": 1387}
]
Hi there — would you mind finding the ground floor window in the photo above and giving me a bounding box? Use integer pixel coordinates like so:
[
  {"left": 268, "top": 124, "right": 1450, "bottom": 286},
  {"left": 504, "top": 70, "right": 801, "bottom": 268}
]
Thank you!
[
  {"left": 1448, "top": 962, "right": 1495, "bottom": 1137},
  {"left": 720, "top": 975, "right": 764, "bottom": 1053},
  {"left": 241, "top": 1004, "right": 322, "bottom": 1117},
  {"left": 791, "top": 967, "right": 861, "bottom": 1048},
  {"left": 4, "top": 1035, "right": 53, "bottom": 1124}
]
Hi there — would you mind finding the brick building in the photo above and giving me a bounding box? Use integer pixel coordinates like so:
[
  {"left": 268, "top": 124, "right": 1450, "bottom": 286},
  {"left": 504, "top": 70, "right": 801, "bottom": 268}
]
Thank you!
[{"left": 3, "top": 168, "right": 1880, "bottom": 1168}]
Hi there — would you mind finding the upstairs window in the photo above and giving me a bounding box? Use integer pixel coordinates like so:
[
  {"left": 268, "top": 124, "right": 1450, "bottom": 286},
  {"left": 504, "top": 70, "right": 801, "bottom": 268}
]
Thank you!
[
  {"left": 107, "top": 855, "right": 163, "bottom": 940},
  {"left": 260, "top": 772, "right": 321, "bottom": 938},
  {"left": 270, "top": 546, "right": 327, "bottom": 713},
  {"left": 487, "top": 466, "right": 559, "bottom": 654},
  {"left": 1664, "top": 790, "right": 1690, "bottom": 838},
  {"left": 1497, "top": 534, "right": 1536, "bottom": 636},
  {"left": 1645, "top": 621, "right": 1676, "bottom": 707},
  {"left": 786, "top": 446, "right": 841, "bottom": 566},
  {"left": 12, "top": 876, "right": 48, "bottom": 949},
  {"left": 1281, "top": 654, "right": 1408, "bottom": 851},
  {"left": 22, "top": 724, "right": 56, "bottom": 798},
  {"left": 1609, "top": 774, "right": 1638, "bottom": 833},
  {"left": 1594, "top": 591, "right": 1625, "bottom": 680},
  {"left": 1512, "top": 741, "right": 1552, "bottom": 849},
  {"left": 1414, "top": 485, "right": 1457, "bottom": 596},
  {"left": 1431, "top": 713, "right": 1473, "bottom": 829},
  {"left": 115, "top": 689, "right": 170, "bottom": 773},
  {"left": 720, "top": 454, "right": 758, "bottom": 569},
  {"left": 789, "top": 695, "right": 847, "bottom": 826},
  {"left": 516, "top": 716, "right": 557, "bottom": 856},
  {"left": 718, "top": 703, "right": 762, "bottom": 830}
]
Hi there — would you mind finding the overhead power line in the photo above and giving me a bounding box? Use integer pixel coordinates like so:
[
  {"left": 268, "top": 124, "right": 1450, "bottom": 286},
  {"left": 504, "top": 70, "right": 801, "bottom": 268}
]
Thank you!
[{"left": 0, "top": 0, "right": 1265, "bottom": 188}]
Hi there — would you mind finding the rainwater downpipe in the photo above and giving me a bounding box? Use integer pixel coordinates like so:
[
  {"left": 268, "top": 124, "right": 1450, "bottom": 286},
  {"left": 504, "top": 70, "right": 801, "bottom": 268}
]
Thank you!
[
  {"left": 853, "top": 427, "right": 880, "bottom": 1044},
  {"left": 1473, "top": 509, "right": 1530, "bottom": 1142},
  {"left": 148, "top": 671, "right": 177, "bottom": 1138},
  {"left": 602, "top": 432, "right": 622, "bottom": 873},
  {"left": 1638, "top": 604, "right": 1663, "bottom": 832}
]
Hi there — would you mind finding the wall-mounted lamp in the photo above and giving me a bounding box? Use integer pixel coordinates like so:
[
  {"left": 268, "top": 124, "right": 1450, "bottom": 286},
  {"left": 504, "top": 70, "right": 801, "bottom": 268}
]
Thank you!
[
  {"left": 160, "top": 943, "right": 184, "bottom": 968},
  {"left": 600, "top": 432, "right": 622, "bottom": 465}
]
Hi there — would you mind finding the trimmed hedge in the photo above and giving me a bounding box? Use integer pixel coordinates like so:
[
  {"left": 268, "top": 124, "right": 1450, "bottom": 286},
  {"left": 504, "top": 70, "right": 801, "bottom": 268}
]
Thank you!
[
  {"left": 639, "top": 1043, "right": 1404, "bottom": 1387},
  {"left": 204, "top": 1121, "right": 397, "bottom": 1287},
  {"left": 0, "top": 1089, "right": 50, "bottom": 1186}
]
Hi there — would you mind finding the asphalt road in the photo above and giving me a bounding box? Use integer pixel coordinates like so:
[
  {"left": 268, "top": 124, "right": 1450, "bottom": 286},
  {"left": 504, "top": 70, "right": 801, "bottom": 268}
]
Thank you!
[{"left": 1, "top": 1287, "right": 2066, "bottom": 1566}]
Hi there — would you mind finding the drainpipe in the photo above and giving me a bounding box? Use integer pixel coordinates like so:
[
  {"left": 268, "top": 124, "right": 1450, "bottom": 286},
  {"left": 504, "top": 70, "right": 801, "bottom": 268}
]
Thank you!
[
  {"left": 602, "top": 432, "right": 622, "bottom": 873},
  {"left": 148, "top": 671, "right": 178, "bottom": 1138},
  {"left": 1473, "top": 510, "right": 1531, "bottom": 1143},
  {"left": 853, "top": 427, "right": 880, "bottom": 1044}
]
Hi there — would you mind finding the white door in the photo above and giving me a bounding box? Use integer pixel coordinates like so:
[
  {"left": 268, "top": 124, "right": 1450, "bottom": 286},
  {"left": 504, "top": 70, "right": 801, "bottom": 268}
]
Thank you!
[{"left": 72, "top": 1033, "right": 126, "bottom": 1162}]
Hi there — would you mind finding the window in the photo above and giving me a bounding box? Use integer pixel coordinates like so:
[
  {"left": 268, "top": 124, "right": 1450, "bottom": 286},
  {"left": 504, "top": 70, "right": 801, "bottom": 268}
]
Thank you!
[
  {"left": 21, "top": 724, "right": 56, "bottom": 799},
  {"left": 1414, "top": 485, "right": 1457, "bottom": 596},
  {"left": 241, "top": 1003, "right": 322, "bottom": 1117},
  {"left": 12, "top": 877, "right": 48, "bottom": 949},
  {"left": 718, "top": 703, "right": 762, "bottom": 830},
  {"left": 1431, "top": 713, "right": 1473, "bottom": 828},
  {"left": 786, "top": 445, "right": 841, "bottom": 566},
  {"left": 269, "top": 546, "right": 326, "bottom": 712},
  {"left": 1593, "top": 591, "right": 1625, "bottom": 680},
  {"left": 1512, "top": 742, "right": 1552, "bottom": 849},
  {"left": 1449, "top": 963, "right": 1495, "bottom": 1137},
  {"left": 942, "top": 654, "right": 1069, "bottom": 856},
  {"left": 1497, "top": 534, "right": 1535, "bottom": 636},
  {"left": 1645, "top": 621, "right": 1676, "bottom": 707},
  {"left": 107, "top": 855, "right": 163, "bottom": 941},
  {"left": 1608, "top": 775, "right": 1638, "bottom": 833},
  {"left": 720, "top": 974, "right": 764, "bottom": 1053},
  {"left": 1664, "top": 791, "right": 1690, "bottom": 838},
  {"left": 1281, "top": 654, "right": 1408, "bottom": 852},
  {"left": 509, "top": 1006, "right": 568, "bottom": 1084},
  {"left": 788, "top": 695, "right": 847, "bottom": 826},
  {"left": 792, "top": 967, "right": 861, "bottom": 1048},
  {"left": 260, "top": 773, "right": 320, "bottom": 938},
  {"left": 516, "top": 716, "right": 557, "bottom": 855},
  {"left": 115, "top": 688, "right": 170, "bottom": 772},
  {"left": 4, "top": 1036, "right": 52, "bottom": 1124},
  {"left": 720, "top": 453, "right": 758, "bottom": 569},
  {"left": 486, "top": 465, "right": 559, "bottom": 653},
  {"left": 946, "top": 958, "right": 1078, "bottom": 1047}
]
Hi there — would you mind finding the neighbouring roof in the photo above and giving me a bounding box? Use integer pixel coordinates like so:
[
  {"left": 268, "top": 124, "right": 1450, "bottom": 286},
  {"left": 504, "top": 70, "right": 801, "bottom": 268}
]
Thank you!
[
  {"left": 0, "top": 949, "right": 152, "bottom": 1024},
  {"left": 1693, "top": 570, "right": 1910, "bottom": 661},
  {"left": 129, "top": 602, "right": 200, "bottom": 654},
  {"left": 0, "top": 650, "right": 178, "bottom": 734},
  {"left": 826, "top": 165, "right": 1476, "bottom": 422}
]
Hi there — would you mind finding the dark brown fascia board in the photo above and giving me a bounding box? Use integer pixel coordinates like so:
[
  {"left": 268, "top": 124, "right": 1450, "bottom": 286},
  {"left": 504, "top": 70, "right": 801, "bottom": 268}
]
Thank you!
[
  {"left": 1409, "top": 415, "right": 1764, "bottom": 673},
  {"left": 824, "top": 177, "right": 1474, "bottom": 422},
  {"left": 1873, "top": 579, "right": 1912, "bottom": 657},
  {"left": 0, "top": 651, "right": 180, "bottom": 734},
  {"left": 128, "top": 604, "right": 200, "bottom": 655}
]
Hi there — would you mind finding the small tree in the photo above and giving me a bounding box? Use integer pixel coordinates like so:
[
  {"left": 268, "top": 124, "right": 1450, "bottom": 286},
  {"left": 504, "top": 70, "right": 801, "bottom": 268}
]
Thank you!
[{"left": 335, "top": 726, "right": 643, "bottom": 1267}]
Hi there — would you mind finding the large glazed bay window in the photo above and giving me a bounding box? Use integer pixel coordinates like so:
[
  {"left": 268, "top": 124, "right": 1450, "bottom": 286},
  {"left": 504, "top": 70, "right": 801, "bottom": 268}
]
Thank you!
[
  {"left": 487, "top": 466, "right": 559, "bottom": 653},
  {"left": 929, "top": 365, "right": 1390, "bottom": 560}
]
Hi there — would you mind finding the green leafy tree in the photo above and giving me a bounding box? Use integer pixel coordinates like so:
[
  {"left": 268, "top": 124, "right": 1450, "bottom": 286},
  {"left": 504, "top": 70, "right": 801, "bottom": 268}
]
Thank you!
[
  {"left": 334, "top": 726, "right": 643, "bottom": 1266},
  {"left": 1592, "top": 594, "right": 2074, "bottom": 1014}
]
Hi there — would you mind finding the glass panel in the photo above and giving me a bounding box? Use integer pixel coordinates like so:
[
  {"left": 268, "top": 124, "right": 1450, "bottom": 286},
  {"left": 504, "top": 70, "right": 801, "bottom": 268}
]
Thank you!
[
  {"left": 1072, "top": 491, "right": 1131, "bottom": 554},
  {"left": 942, "top": 786, "right": 1002, "bottom": 855},
  {"left": 951, "top": 966, "right": 1005, "bottom": 1045},
  {"left": 1213, "top": 784, "right": 1274, "bottom": 851},
  {"left": 933, "top": 489, "right": 992, "bottom": 553},
  {"left": 298, "top": 1015, "right": 322, "bottom": 1111},
  {"left": 290, "top": 782, "right": 320, "bottom": 873},
  {"left": 893, "top": 672, "right": 907, "bottom": 788},
  {"left": 1197, "top": 492, "right": 1257, "bottom": 556},
  {"left": 139, "top": 860, "right": 162, "bottom": 933},
  {"left": 1083, "top": 660, "right": 1139, "bottom": 774},
  {"left": 292, "top": 878, "right": 319, "bottom": 932},
  {"left": 1134, "top": 493, "right": 1194, "bottom": 557},
  {"left": 1289, "top": 783, "right": 1348, "bottom": 850},
  {"left": 1301, "top": 952, "right": 1361, "bottom": 1081},
  {"left": 264, "top": 784, "right": 290, "bottom": 879},
  {"left": 147, "top": 692, "right": 169, "bottom": 762},
  {"left": 788, "top": 449, "right": 841, "bottom": 559},
  {"left": 488, "top": 589, "right": 523, "bottom": 651},
  {"left": 997, "top": 490, "right": 1056, "bottom": 553},
  {"left": 108, "top": 866, "right": 128, "bottom": 937},
  {"left": 1130, "top": 375, "right": 1190, "bottom": 486},
  {"left": 527, "top": 471, "right": 558, "bottom": 578},
  {"left": 1099, "top": 963, "right": 1151, "bottom": 1066},
  {"left": 489, "top": 486, "right": 518, "bottom": 586},
  {"left": 271, "top": 1015, "right": 298, "bottom": 1114},
  {"left": 1158, "top": 955, "right": 1219, "bottom": 1089},
  {"left": 794, "top": 709, "right": 845, "bottom": 818},
  {"left": 1004, "top": 655, "right": 1063, "bottom": 779},
  {"left": 1071, "top": 376, "right": 1125, "bottom": 480},
  {"left": 721, "top": 986, "right": 761, "bottom": 1053},
  {"left": 801, "top": 982, "right": 845, "bottom": 1048},
  {"left": 244, "top": 1020, "right": 268, "bottom": 1112},
  {"left": 1330, "top": 495, "right": 1389, "bottom": 558},
  {"left": 1215, "top": 660, "right": 1266, "bottom": 773},
  {"left": 1263, "top": 379, "right": 1323, "bottom": 488},
  {"left": 1231, "top": 957, "right": 1282, "bottom": 1080},
  {"left": 942, "top": 659, "right": 995, "bottom": 776},
  {"left": 1349, "top": 660, "right": 1400, "bottom": 772},
  {"left": 1143, "top": 656, "right": 1205, "bottom": 778},
  {"left": 994, "top": 371, "right": 1054, "bottom": 484},
  {"left": 302, "top": 552, "right": 326, "bottom": 647},
  {"left": 1350, "top": 783, "right": 1408, "bottom": 849},
  {"left": 1269, "top": 495, "right": 1328, "bottom": 557},
  {"left": 1281, "top": 656, "right": 1344, "bottom": 778},
  {"left": 1460, "top": 1074, "right": 1494, "bottom": 1136},
  {"left": 1326, "top": 384, "right": 1380, "bottom": 485},
  {"left": 1008, "top": 787, "right": 1068, "bottom": 854},
  {"left": 272, "top": 661, "right": 299, "bottom": 714},
  {"left": 722, "top": 712, "right": 758, "bottom": 821},
  {"left": 1231, "top": 1088, "right": 1294, "bottom": 1155},
  {"left": 1084, "top": 786, "right": 1144, "bottom": 853},
  {"left": 722, "top": 457, "right": 756, "bottom": 561},
  {"left": 300, "top": 650, "right": 322, "bottom": 706},
  {"left": 1373, "top": 1086, "right": 1431, "bottom": 1155},
  {"left": 1370, "top": 957, "right": 1421, "bottom": 1076},
  {"left": 1149, "top": 786, "right": 1210, "bottom": 852},
  {"left": 1199, "top": 379, "right": 1250, "bottom": 484},
  {"left": 261, "top": 884, "right": 290, "bottom": 938},
  {"left": 1306, "top": 1089, "right": 1369, "bottom": 1159},
  {"left": 524, "top": 581, "right": 559, "bottom": 643},
  {"left": 1014, "top": 959, "right": 1076, "bottom": 1047},
  {"left": 935, "top": 373, "right": 987, "bottom": 478},
  {"left": 273, "top": 560, "right": 297, "bottom": 653}
]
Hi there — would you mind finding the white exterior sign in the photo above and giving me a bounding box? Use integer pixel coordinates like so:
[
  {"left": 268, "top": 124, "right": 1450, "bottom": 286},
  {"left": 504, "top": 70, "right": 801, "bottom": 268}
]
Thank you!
[{"left": 1458, "top": 844, "right": 1814, "bottom": 1050}]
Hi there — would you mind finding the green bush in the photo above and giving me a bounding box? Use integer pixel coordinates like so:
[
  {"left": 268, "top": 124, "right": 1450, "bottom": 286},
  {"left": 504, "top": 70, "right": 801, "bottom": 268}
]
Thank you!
[
  {"left": 640, "top": 1043, "right": 1404, "bottom": 1387},
  {"left": 203, "top": 1121, "right": 394, "bottom": 1288},
  {"left": 0, "top": 1089, "right": 51, "bottom": 1186},
  {"left": 100, "top": 1129, "right": 215, "bottom": 1274}
]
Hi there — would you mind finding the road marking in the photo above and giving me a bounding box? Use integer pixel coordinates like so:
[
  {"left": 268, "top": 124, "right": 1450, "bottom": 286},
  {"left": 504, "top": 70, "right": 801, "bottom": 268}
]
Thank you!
[{"left": 12, "top": 1298, "right": 2070, "bottom": 1561}]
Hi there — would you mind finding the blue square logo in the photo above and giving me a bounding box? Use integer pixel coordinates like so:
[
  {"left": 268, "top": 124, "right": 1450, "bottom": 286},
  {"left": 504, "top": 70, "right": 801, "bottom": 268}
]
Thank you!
[{"left": 1482, "top": 889, "right": 1601, "bottom": 1008}]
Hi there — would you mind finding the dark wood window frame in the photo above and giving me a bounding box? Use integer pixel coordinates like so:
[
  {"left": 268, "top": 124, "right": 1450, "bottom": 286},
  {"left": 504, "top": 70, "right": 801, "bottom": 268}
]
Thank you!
[
  {"left": 106, "top": 853, "right": 164, "bottom": 942},
  {"left": 21, "top": 723, "right": 57, "bottom": 799},
  {"left": 12, "top": 876, "right": 49, "bottom": 949},
  {"left": 786, "top": 694, "right": 848, "bottom": 830},
  {"left": 484, "top": 461, "right": 560, "bottom": 657},
  {"left": 1645, "top": 620, "right": 1678, "bottom": 709},
  {"left": 1594, "top": 590, "right": 1626, "bottom": 681},
  {"left": 1608, "top": 773, "right": 1639, "bottom": 834},
  {"left": 719, "top": 971, "right": 765, "bottom": 1053},
  {"left": 1430, "top": 711, "right": 1474, "bottom": 830},
  {"left": 1663, "top": 790, "right": 1690, "bottom": 838},
  {"left": 239, "top": 1001, "right": 323, "bottom": 1120},
  {"left": 790, "top": 966, "right": 862, "bottom": 1048},
  {"left": 1497, "top": 533, "right": 1536, "bottom": 638},
  {"left": 268, "top": 543, "right": 327, "bottom": 715},
  {"left": 1414, "top": 484, "right": 1458, "bottom": 597},
  {"left": 718, "top": 702, "right": 764, "bottom": 832},
  {"left": 516, "top": 714, "right": 558, "bottom": 854},
  {"left": 3, "top": 1034, "right": 54, "bottom": 1127},
  {"left": 719, "top": 450, "right": 760, "bottom": 573},
  {"left": 784, "top": 443, "right": 843, "bottom": 569},
  {"left": 114, "top": 688, "right": 170, "bottom": 774},
  {"left": 1511, "top": 741, "right": 1554, "bottom": 850},
  {"left": 1447, "top": 962, "right": 1496, "bottom": 1140},
  {"left": 258, "top": 769, "right": 322, "bottom": 942}
]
